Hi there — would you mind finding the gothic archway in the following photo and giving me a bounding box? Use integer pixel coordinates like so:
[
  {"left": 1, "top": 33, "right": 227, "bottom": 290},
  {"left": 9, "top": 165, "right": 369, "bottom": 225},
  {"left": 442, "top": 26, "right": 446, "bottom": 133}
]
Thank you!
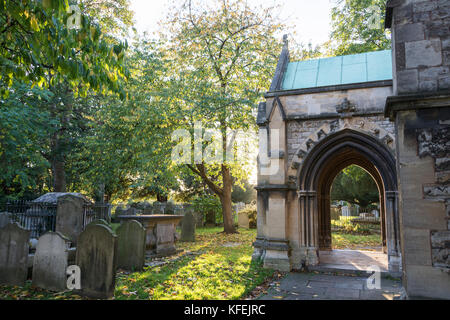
[{"left": 297, "top": 129, "right": 401, "bottom": 271}]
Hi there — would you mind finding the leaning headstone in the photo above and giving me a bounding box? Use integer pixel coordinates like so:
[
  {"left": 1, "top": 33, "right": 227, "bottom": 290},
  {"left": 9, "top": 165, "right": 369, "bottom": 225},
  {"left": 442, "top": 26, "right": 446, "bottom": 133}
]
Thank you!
[
  {"left": 117, "top": 220, "right": 146, "bottom": 271},
  {"left": 0, "top": 212, "right": 12, "bottom": 229},
  {"left": 56, "top": 194, "right": 87, "bottom": 246},
  {"left": 238, "top": 212, "right": 250, "bottom": 229},
  {"left": 76, "top": 224, "right": 117, "bottom": 299},
  {"left": 0, "top": 223, "right": 31, "bottom": 286},
  {"left": 32, "top": 232, "right": 70, "bottom": 291},
  {"left": 181, "top": 211, "right": 195, "bottom": 242}
]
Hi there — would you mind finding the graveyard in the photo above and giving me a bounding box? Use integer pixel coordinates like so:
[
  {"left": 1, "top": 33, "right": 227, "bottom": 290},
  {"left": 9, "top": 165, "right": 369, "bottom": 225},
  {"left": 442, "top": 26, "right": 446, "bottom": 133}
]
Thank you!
[
  {"left": 0, "top": 0, "right": 449, "bottom": 303},
  {"left": 0, "top": 226, "right": 275, "bottom": 300}
]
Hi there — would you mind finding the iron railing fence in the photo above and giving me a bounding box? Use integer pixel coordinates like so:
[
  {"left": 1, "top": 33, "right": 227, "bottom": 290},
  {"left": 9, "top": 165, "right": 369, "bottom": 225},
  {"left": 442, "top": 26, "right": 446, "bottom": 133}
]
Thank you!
[
  {"left": 2, "top": 200, "right": 57, "bottom": 239},
  {"left": 1, "top": 200, "right": 112, "bottom": 239}
]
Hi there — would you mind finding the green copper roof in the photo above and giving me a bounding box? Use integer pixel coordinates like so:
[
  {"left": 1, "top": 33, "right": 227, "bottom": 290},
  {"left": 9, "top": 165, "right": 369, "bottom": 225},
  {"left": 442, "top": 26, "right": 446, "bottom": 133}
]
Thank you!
[{"left": 281, "top": 50, "right": 392, "bottom": 91}]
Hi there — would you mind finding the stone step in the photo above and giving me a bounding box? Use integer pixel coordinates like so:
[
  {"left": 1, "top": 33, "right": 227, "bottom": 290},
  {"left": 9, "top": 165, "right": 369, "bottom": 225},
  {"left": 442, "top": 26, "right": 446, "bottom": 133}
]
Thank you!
[{"left": 307, "top": 263, "right": 402, "bottom": 279}]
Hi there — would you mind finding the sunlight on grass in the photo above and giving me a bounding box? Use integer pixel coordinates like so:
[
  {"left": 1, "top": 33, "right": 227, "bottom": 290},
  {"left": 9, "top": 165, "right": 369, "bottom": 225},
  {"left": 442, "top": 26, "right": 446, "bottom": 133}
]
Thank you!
[
  {"left": 0, "top": 227, "right": 273, "bottom": 300},
  {"left": 115, "top": 227, "right": 273, "bottom": 300}
]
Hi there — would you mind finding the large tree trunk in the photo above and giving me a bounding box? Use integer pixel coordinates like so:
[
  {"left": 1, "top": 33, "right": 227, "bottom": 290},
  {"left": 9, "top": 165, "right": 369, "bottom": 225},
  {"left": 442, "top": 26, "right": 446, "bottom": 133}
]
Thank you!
[
  {"left": 221, "top": 165, "right": 236, "bottom": 234},
  {"left": 52, "top": 158, "right": 66, "bottom": 192}
]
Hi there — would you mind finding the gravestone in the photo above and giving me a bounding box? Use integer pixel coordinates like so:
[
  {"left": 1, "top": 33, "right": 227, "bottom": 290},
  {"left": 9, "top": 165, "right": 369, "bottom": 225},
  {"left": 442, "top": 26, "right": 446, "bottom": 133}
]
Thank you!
[
  {"left": 56, "top": 194, "right": 87, "bottom": 246},
  {"left": 156, "top": 223, "right": 176, "bottom": 255},
  {"left": 238, "top": 212, "right": 250, "bottom": 229},
  {"left": 0, "top": 212, "right": 11, "bottom": 229},
  {"left": 115, "top": 206, "right": 125, "bottom": 216},
  {"left": 117, "top": 220, "right": 146, "bottom": 271},
  {"left": 123, "top": 207, "right": 139, "bottom": 216},
  {"left": 0, "top": 223, "right": 31, "bottom": 286},
  {"left": 181, "top": 211, "right": 195, "bottom": 242},
  {"left": 32, "top": 232, "right": 70, "bottom": 291},
  {"left": 76, "top": 224, "right": 117, "bottom": 299},
  {"left": 88, "top": 219, "right": 110, "bottom": 227}
]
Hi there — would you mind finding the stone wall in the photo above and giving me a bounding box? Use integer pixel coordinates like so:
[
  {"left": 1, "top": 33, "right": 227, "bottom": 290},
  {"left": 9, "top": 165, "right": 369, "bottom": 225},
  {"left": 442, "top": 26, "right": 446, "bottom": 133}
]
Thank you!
[
  {"left": 389, "top": 0, "right": 450, "bottom": 94},
  {"left": 392, "top": 106, "right": 450, "bottom": 299}
]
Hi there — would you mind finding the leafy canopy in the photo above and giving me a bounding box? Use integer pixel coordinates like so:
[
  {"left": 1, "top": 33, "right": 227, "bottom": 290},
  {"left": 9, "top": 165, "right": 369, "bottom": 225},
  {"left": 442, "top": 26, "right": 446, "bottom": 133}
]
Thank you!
[
  {"left": 0, "top": 0, "right": 129, "bottom": 98},
  {"left": 328, "top": 0, "right": 391, "bottom": 55},
  {"left": 331, "top": 165, "right": 380, "bottom": 209}
]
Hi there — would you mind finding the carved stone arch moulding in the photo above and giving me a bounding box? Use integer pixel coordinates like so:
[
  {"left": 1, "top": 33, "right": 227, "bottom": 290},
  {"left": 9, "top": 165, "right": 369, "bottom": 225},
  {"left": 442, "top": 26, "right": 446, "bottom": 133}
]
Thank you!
[{"left": 289, "top": 118, "right": 396, "bottom": 174}]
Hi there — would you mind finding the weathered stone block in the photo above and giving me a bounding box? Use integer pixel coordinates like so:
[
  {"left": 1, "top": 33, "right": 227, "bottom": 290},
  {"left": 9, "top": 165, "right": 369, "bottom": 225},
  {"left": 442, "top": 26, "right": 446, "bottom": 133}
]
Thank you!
[
  {"left": 404, "top": 265, "right": 450, "bottom": 299},
  {"left": 397, "top": 69, "right": 419, "bottom": 93},
  {"left": 0, "top": 223, "right": 30, "bottom": 286},
  {"left": 396, "top": 23, "right": 425, "bottom": 42},
  {"left": 402, "top": 227, "right": 432, "bottom": 266},
  {"left": 32, "top": 232, "right": 70, "bottom": 291},
  {"left": 405, "top": 40, "right": 442, "bottom": 69},
  {"left": 413, "top": 1, "right": 438, "bottom": 13}
]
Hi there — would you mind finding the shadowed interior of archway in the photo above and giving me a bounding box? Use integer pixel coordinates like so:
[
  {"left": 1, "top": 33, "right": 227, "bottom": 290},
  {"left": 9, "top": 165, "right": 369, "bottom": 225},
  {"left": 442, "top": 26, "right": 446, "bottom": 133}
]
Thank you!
[
  {"left": 316, "top": 147, "right": 387, "bottom": 252},
  {"left": 329, "top": 164, "right": 383, "bottom": 251},
  {"left": 315, "top": 148, "right": 389, "bottom": 273}
]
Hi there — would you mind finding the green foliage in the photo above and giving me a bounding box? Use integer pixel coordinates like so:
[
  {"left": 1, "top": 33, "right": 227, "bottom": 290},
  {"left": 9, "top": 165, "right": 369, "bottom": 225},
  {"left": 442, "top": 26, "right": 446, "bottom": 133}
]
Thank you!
[
  {"left": 331, "top": 165, "right": 379, "bottom": 209},
  {"left": 192, "top": 194, "right": 222, "bottom": 221},
  {"left": 331, "top": 218, "right": 371, "bottom": 235},
  {"left": 328, "top": 0, "right": 391, "bottom": 56},
  {"left": 231, "top": 179, "right": 256, "bottom": 204},
  {"left": 0, "top": 0, "right": 129, "bottom": 98},
  {"left": 161, "top": 0, "right": 284, "bottom": 232},
  {"left": 0, "top": 82, "right": 56, "bottom": 201}
]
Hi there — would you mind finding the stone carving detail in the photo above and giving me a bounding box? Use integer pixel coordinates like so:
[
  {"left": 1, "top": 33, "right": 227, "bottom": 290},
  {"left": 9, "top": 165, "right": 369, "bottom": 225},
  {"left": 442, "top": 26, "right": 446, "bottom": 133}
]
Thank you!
[
  {"left": 418, "top": 127, "right": 450, "bottom": 173},
  {"left": 289, "top": 119, "right": 396, "bottom": 172},
  {"left": 431, "top": 231, "right": 450, "bottom": 270},
  {"left": 336, "top": 98, "right": 356, "bottom": 114}
]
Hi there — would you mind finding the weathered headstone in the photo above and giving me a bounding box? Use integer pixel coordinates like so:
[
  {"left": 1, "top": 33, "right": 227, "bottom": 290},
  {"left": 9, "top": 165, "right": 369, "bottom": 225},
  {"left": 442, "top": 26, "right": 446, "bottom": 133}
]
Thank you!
[
  {"left": 123, "top": 207, "right": 139, "bottom": 216},
  {"left": 181, "top": 211, "right": 195, "bottom": 242},
  {"left": 153, "top": 202, "right": 164, "bottom": 214},
  {"left": 0, "top": 223, "right": 31, "bottom": 286},
  {"left": 0, "top": 212, "right": 12, "bottom": 229},
  {"left": 32, "top": 232, "right": 71, "bottom": 291},
  {"left": 238, "top": 212, "right": 250, "bottom": 229},
  {"left": 156, "top": 223, "right": 176, "bottom": 254},
  {"left": 117, "top": 220, "right": 146, "bottom": 271},
  {"left": 56, "top": 194, "right": 87, "bottom": 246},
  {"left": 76, "top": 224, "right": 117, "bottom": 299}
]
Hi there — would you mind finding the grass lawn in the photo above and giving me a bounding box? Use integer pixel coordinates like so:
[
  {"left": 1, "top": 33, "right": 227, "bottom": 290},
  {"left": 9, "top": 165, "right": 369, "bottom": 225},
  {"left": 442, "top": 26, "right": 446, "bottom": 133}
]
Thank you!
[
  {"left": 332, "top": 232, "right": 382, "bottom": 250},
  {"left": 0, "top": 227, "right": 274, "bottom": 300}
]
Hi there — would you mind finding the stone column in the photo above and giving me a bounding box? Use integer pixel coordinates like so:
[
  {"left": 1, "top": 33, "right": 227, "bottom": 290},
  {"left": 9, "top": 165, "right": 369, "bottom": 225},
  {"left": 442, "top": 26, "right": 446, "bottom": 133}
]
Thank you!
[
  {"left": 298, "top": 190, "right": 319, "bottom": 266},
  {"left": 385, "top": 191, "right": 401, "bottom": 272},
  {"left": 263, "top": 195, "right": 290, "bottom": 272}
]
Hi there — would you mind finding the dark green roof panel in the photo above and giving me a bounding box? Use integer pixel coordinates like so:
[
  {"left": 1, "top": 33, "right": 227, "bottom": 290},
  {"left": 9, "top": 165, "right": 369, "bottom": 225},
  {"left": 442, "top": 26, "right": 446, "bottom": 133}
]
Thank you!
[{"left": 281, "top": 50, "right": 392, "bottom": 91}]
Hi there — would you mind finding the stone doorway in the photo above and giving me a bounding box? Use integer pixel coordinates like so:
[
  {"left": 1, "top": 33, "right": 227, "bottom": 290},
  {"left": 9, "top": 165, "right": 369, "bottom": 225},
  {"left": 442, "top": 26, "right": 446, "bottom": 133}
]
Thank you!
[{"left": 297, "top": 129, "right": 401, "bottom": 273}]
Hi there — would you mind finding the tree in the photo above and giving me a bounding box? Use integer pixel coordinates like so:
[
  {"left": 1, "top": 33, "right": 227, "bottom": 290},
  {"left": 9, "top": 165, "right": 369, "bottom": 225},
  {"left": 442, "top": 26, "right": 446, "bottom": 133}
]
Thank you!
[
  {"left": 327, "top": 0, "right": 391, "bottom": 56},
  {"left": 330, "top": 165, "right": 380, "bottom": 210},
  {"left": 162, "top": 0, "right": 283, "bottom": 233},
  {"left": 70, "top": 36, "right": 176, "bottom": 202},
  {"left": 0, "top": 0, "right": 129, "bottom": 97}
]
